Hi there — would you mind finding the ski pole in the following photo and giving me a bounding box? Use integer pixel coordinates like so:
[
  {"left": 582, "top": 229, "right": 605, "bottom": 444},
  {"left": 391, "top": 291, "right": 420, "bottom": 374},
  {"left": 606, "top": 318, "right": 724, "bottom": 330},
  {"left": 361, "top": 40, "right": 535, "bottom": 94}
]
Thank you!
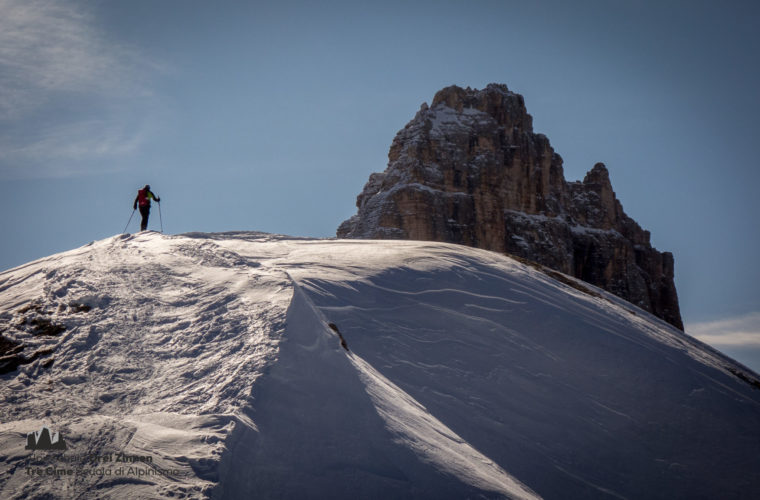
[
  {"left": 123, "top": 209, "right": 135, "bottom": 234},
  {"left": 158, "top": 201, "right": 163, "bottom": 233}
]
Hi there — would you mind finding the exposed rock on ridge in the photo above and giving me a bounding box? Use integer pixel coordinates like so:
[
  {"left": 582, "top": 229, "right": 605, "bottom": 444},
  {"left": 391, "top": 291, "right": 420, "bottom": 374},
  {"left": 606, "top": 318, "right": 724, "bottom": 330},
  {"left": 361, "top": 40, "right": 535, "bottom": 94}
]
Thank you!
[{"left": 337, "top": 84, "right": 683, "bottom": 330}]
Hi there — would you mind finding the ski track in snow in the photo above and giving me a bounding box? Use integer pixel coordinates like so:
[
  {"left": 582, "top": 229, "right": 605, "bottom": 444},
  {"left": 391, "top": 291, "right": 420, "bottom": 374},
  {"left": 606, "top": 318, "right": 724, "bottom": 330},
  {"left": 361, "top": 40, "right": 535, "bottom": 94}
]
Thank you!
[{"left": 1, "top": 231, "right": 759, "bottom": 499}]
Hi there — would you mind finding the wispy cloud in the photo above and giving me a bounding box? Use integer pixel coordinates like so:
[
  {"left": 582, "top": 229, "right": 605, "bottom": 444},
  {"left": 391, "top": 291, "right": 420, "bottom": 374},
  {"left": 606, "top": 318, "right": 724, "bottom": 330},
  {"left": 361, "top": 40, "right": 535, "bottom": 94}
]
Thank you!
[
  {"left": 687, "top": 312, "right": 760, "bottom": 347},
  {"left": 0, "top": 120, "right": 153, "bottom": 179},
  {"left": 0, "top": 0, "right": 165, "bottom": 178}
]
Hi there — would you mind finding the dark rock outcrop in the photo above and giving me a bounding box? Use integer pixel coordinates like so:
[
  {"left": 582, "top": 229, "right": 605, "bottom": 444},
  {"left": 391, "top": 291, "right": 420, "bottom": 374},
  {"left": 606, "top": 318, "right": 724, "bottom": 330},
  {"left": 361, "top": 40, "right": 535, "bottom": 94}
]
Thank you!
[{"left": 338, "top": 84, "right": 683, "bottom": 329}]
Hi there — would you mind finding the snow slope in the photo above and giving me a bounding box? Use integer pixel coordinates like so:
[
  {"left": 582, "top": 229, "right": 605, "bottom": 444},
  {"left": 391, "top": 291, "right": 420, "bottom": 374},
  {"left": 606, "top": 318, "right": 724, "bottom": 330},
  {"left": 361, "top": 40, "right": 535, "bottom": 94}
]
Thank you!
[{"left": 1, "top": 232, "right": 759, "bottom": 499}]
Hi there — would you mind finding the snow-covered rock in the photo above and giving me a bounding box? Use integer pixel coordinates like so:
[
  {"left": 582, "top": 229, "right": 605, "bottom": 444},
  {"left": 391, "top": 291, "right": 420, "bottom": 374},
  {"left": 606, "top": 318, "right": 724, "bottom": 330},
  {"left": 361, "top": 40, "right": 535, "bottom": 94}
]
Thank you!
[
  {"left": 1, "top": 231, "right": 758, "bottom": 499},
  {"left": 338, "top": 84, "right": 684, "bottom": 330}
]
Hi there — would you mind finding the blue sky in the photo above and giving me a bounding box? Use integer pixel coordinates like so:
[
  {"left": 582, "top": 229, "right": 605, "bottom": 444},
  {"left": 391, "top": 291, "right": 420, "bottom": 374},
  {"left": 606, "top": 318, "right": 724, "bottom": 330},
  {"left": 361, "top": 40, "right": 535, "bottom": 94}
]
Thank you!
[{"left": 1, "top": 0, "right": 759, "bottom": 370}]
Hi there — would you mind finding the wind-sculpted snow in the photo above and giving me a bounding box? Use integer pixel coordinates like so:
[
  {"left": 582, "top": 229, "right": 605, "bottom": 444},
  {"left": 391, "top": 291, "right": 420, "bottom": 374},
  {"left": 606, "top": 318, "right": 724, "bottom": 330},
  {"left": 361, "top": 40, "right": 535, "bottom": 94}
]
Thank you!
[
  {"left": 0, "top": 232, "right": 291, "bottom": 498},
  {"left": 216, "top": 284, "right": 538, "bottom": 499},
  {"left": 1, "top": 232, "right": 759, "bottom": 499},
  {"left": 291, "top": 252, "right": 760, "bottom": 499}
]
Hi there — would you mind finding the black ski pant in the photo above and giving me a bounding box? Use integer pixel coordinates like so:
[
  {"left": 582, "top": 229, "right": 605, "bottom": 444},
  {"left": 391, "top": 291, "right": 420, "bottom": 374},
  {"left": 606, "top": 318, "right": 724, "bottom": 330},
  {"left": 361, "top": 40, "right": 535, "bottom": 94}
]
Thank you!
[{"left": 139, "top": 205, "right": 150, "bottom": 231}]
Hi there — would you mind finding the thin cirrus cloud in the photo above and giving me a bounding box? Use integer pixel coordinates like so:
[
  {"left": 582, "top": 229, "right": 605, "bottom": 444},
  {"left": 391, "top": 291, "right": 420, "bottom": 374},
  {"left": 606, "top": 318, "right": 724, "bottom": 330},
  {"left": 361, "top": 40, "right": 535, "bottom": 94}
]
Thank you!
[
  {"left": 687, "top": 312, "right": 760, "bottom": 347},
  {"left": 0, "top": 0, "right": 164, "bottom": 179},
  {"left": 1, "top": 120, "right": 150, "bottom": 179}
]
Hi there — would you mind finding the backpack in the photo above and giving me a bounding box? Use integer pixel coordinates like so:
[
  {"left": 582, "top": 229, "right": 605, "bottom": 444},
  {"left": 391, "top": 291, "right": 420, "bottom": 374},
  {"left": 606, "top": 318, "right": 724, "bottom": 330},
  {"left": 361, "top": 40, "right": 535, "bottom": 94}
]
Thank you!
[{"left": 137, "top": 188, "right": 150, "bottom": 207}]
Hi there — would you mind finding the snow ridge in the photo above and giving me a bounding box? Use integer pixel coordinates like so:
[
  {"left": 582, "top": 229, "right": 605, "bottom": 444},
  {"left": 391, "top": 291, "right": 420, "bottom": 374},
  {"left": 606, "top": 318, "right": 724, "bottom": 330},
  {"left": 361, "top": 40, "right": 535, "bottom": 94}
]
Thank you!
[{"left": 1, "top": 232, "right": 759, "bottom": 499}]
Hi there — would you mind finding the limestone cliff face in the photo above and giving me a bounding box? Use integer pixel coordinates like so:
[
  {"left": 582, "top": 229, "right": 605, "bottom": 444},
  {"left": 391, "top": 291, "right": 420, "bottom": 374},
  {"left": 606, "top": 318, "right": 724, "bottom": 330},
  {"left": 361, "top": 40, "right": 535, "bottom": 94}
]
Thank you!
[{"left": 338, "top": 84, "right": 683, "bottom": 329}]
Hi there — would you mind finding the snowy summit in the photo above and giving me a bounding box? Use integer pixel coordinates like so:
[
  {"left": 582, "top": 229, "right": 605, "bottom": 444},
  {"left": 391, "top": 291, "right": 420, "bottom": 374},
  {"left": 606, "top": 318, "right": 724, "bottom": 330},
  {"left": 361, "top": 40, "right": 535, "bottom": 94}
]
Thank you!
[{"left": 1, "top": 231, "right": 759, "bottom": 499}]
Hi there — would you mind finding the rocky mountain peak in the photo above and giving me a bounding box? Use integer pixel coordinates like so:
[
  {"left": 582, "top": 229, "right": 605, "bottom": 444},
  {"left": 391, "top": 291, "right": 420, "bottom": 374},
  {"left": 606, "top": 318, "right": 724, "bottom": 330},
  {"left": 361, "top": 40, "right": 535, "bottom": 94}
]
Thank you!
[
  {"left": 430, "top": 83, "right": 534, "bottom": 133},
  {"left": 584, "top": 162, "right": 611, "bottom": 185},
  {"left": 338, "top": 84, "right": 683, "bottom": 330}
]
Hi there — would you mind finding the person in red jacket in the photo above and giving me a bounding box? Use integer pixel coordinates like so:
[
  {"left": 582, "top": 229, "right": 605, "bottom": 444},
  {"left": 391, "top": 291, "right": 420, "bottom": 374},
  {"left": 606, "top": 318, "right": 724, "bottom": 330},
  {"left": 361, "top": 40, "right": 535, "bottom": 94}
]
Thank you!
[{"left": 132, "top": 185, "right": 160, "bottom": 231}]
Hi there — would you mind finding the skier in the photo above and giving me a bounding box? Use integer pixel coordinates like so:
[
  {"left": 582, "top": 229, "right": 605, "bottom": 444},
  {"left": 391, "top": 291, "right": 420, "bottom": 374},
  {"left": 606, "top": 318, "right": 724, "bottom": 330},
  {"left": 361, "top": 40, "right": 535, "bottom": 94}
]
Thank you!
[{"left": 133, "top": 185, "right": 160, "bottom": 231}]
